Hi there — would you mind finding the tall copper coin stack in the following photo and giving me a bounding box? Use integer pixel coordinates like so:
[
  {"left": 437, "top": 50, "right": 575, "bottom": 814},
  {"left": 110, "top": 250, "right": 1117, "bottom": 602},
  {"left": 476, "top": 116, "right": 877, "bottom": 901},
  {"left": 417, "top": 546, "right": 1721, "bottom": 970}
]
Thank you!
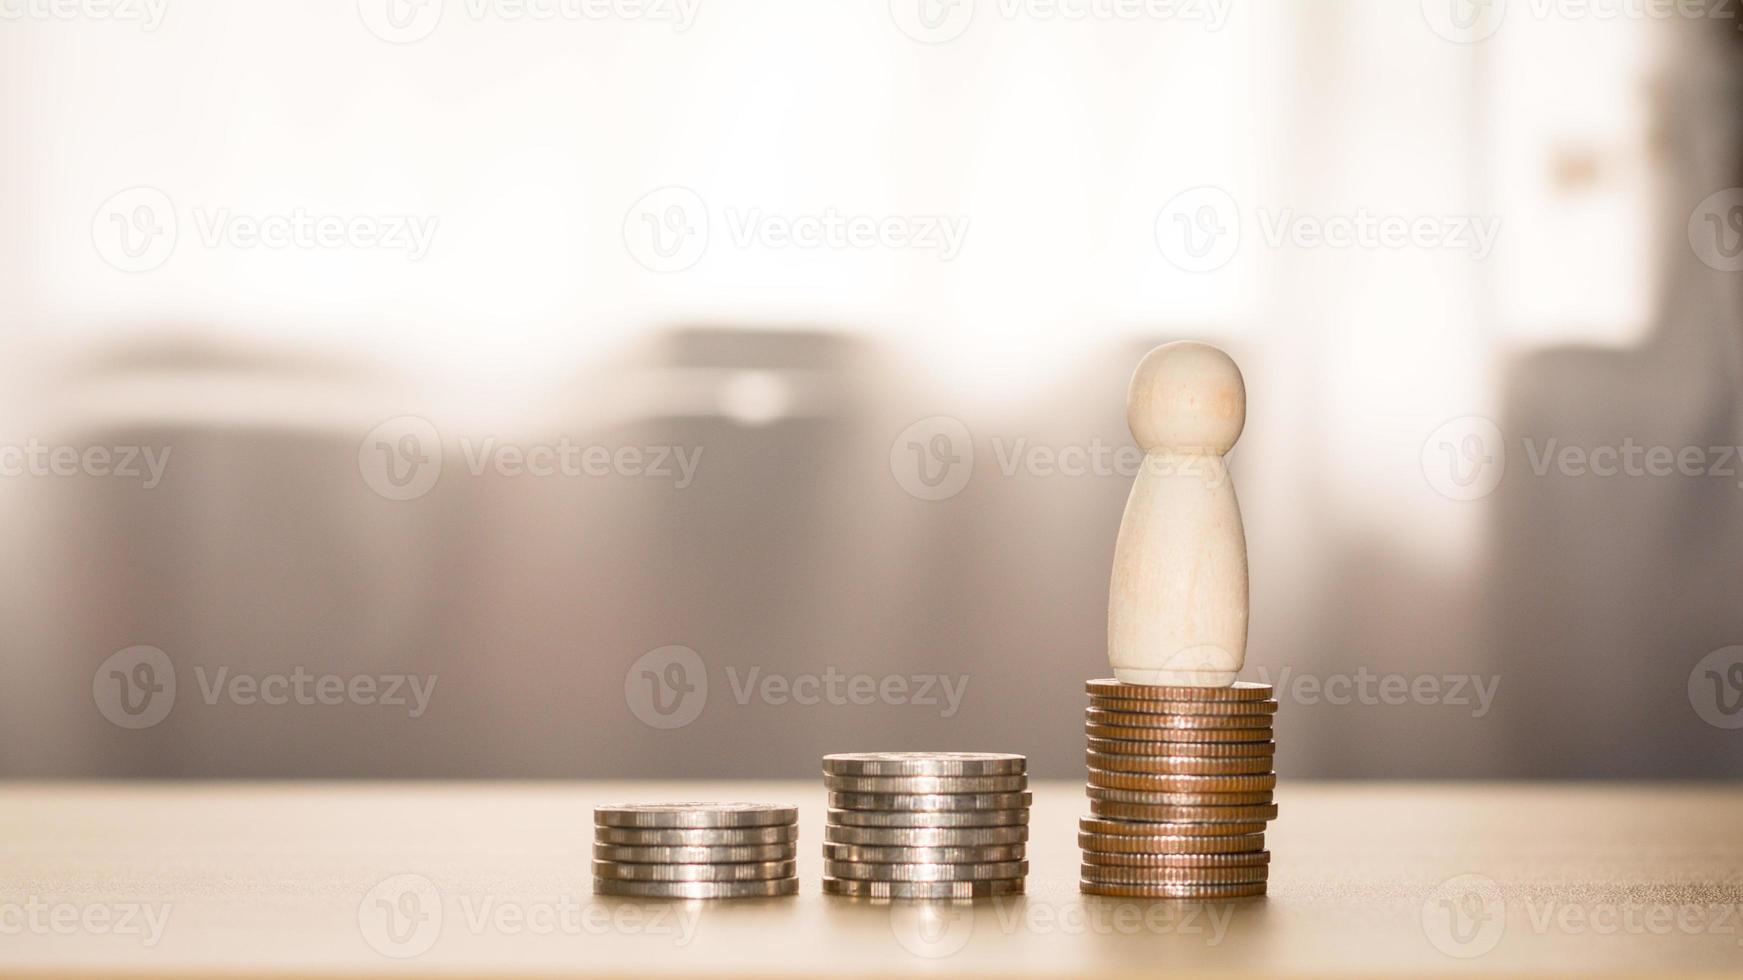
[{"left": 1078, "top": 679, "right": 1277, "bottom": 898}]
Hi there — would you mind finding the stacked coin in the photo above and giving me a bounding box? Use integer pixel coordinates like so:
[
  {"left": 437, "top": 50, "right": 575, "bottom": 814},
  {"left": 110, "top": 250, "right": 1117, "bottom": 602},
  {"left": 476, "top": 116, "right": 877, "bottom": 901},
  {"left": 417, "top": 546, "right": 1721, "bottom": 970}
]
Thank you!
[
  {"left": 593, "top": 803, "right": 800, "bottom": 899},
  {"left": 1079, "top": 679, "right": 1276, "bottom": 898},
  {"left": 821, "top": 752, "right": 1030, "bottom": 899}
]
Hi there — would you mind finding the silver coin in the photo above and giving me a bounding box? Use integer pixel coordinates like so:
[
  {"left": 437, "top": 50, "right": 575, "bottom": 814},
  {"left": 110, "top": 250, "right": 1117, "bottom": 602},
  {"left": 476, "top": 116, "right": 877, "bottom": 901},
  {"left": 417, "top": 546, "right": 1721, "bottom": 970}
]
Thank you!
[
  {"left": 592, "top": 859, "right": 796, "bottom": 882},
  {"left": 824, "top": 824, "right": 1029, "bottom": 847},
  {"left": 823, "top": 752, "right": 1026, "bottom": 777},
  {"left": 828, "top": 807, "right": 1029, "bottom": 829},
  {"left": 823, "top": 774, "right": 1027, "bottom": 794},
  {"left": 823, "top": 859, "right": 1028, "bottom": 882},
  {"left": 828, "top": 791, "right": 1033, "bottom": 812},
  {"left": 594, "top": 803, "right": 798, "bottom": 829},
  {"left": 593, "top": 843, "right": 796, "bottom": 864},
  {"left": 822, "top": 842, "right": 1026, "bottom": 864},
  {"left": 594, "top": 877, "right": 799, "bottom": 900},
  {"left": 1086, "top": 786, "right": 1275, "bottom": 806},
  {"left": 822, "top": 877, "right": 1024, "bottom": 899},
  {"left": 594, "top": 824, "right": 800, "bottom": 847}
]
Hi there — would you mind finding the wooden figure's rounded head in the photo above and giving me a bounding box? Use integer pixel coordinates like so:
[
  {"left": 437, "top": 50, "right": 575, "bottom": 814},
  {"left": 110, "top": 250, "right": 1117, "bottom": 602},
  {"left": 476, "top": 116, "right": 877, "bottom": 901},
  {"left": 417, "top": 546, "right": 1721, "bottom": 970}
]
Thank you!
[{"left": 1126, "top": 341, "right": 1246, "bottom": 455}]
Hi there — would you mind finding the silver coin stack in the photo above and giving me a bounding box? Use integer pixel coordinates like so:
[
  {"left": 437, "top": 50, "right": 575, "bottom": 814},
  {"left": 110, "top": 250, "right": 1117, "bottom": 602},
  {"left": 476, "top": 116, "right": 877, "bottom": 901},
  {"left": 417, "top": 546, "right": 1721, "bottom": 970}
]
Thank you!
[
  {"left": 593, "top": 803, "right": 800, "bottom": 899},
  {"left": 822, "top": 752, "right": 1030, "bottom": 899},
  {"left": 1079, "top": 679, "right": 1277, "bottom": 899}
]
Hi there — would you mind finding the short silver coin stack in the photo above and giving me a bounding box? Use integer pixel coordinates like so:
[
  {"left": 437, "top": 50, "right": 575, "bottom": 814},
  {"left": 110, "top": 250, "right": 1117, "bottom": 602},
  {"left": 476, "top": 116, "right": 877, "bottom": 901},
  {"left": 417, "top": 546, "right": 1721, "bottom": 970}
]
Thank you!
[{"left": 593, "top": 803, "right": 800, "bottom": 899}]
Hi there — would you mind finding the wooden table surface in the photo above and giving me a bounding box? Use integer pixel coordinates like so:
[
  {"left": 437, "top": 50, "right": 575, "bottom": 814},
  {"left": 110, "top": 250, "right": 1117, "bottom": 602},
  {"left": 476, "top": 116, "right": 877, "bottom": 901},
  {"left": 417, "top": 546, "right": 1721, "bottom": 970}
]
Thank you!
[{"left": 1, "top": 781, "right": 1740, "bottom": 977}]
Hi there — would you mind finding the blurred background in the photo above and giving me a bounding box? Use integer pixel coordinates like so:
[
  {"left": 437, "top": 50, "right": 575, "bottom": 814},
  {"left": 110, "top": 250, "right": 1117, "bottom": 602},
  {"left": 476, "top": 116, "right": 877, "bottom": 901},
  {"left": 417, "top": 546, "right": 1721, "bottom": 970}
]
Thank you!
[{"left": 2, "top": 0, "right": 1741, "bottom": 781}]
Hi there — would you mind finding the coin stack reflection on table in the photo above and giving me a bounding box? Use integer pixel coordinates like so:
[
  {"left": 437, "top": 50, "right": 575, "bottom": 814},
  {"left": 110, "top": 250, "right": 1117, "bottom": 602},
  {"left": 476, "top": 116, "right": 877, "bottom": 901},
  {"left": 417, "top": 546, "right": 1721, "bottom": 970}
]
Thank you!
[
  {"left": 822, "top": 753, "right": 1031, "bottom": 899},
  {"left": 1079, "top": 680, "right": 1277, "bottom": 898},
  {"left": 593, "top": 803, "right": 800, "bottom": 899}
]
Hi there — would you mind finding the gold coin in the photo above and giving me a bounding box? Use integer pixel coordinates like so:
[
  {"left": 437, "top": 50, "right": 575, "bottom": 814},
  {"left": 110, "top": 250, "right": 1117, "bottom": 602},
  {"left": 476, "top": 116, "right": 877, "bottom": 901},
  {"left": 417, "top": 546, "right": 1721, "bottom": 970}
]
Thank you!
[
  {"left": 1090, "top": 800, "right": 1279, "bottom": 822},
  {"left": 1086, "top": 708, "right": 1272, "bottom": 731},
  {"left": 1081, "top": 863, "right": 1268, "bottom": 885},
  {"left": 1077, "top": 831, "right": 1265, "bottom": 854},
  {"left": 1086, "top": 724, "right": 1274, "bottom": 743},
  {"left": 1079, "top": 816, "right": 1269, "bottom": 837},
  {"left": 1086, "top": 737, "right": 1276, "bottom": 758},
  {"left": 1089, "top": 696, "right": 1279, "bottom": 716},
  {"left": 1086, "top": 769, "right": 1276, "bottom": 792},
  {"left": 1078, "top": 881, "right": 1268, "bottom": 899},
  {"left": 1081, "top": 849, "right": 1270, "bottom": 868},
  {"left": 1085, "top": 679, "right": 1274, "bottom": 701},
  {"left": 1087, "top": 786, "right": 1274, "bottom": 806},
  {"left": 1087, "top": 751, "right": 1274, "bottom": 776}
]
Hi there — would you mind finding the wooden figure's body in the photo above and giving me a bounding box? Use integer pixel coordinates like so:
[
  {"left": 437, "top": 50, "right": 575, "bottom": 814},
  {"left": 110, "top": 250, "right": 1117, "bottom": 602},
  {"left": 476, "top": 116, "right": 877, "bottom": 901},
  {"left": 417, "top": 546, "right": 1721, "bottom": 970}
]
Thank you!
[{"left": 1107, "top": 342, "right": 1248, "bottom": 687}]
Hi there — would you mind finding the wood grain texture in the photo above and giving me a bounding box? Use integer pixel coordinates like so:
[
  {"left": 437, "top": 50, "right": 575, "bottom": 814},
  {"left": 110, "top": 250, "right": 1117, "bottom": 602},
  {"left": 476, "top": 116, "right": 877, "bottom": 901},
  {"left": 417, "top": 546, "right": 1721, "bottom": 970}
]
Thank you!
[{"left": 0, "top": 781, "right": 1740, "bottom": 977}]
